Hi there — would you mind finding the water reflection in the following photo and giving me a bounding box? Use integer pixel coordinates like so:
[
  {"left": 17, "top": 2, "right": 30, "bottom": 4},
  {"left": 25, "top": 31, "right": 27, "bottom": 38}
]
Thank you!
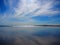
[{"left": 0, "top": 27, "right": 60, "bottom": 45}]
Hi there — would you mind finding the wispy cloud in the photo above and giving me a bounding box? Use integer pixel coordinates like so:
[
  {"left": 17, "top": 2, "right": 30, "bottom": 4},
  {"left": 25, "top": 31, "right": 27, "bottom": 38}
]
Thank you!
[
  {"left": 0, "top": 0, "right": 60, "bottom": 25},
  {"left": 13, "top": 0, "right": 60, "bottom": 17}
]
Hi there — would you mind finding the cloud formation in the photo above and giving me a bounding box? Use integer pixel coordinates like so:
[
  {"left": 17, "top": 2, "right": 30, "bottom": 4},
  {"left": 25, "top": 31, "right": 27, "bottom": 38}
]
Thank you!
[
  {"left": 0, "top": 0, "right": 60, "bottom": 25},
  {"left": 13, "top": 0, "right": 60, "bottom": 17}
]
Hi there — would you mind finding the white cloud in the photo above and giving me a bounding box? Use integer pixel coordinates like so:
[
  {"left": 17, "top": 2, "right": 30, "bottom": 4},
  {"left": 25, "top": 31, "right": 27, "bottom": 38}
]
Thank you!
[
  {"left": 13, "top": 0, "right": 60, "bottom": 17},
  {"left": 0, "top": 0, "right": 60, "bottom": 25},
  {"left": 3, "top": 0, "right": 60, "bottom": 18},
  {"left": 14, "top": 0, "right": 39, "bottom": 17}
]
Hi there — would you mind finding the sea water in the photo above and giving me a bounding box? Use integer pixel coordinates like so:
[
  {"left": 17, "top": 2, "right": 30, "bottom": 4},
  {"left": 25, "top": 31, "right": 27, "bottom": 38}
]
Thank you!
[{"left": 0, "top": 27, "right": 60, "bottom": 45}]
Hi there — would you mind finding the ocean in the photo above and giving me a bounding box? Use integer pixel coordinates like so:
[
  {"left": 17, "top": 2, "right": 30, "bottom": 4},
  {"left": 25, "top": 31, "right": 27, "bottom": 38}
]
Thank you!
[{"left": 0, "top": 27, "right": 60, "bottom": 45}]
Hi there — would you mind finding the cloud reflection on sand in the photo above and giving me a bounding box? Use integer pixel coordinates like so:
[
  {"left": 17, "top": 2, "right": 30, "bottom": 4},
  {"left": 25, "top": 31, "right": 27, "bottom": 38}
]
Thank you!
[{"left": 0, "top": 27, "right": 60, "bottom": 45}]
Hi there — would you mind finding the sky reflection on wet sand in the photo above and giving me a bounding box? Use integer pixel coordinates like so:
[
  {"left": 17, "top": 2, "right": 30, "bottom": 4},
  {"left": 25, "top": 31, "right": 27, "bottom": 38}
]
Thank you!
[{"left": 0, "top": 27, "right": 60, "bottom": 45}]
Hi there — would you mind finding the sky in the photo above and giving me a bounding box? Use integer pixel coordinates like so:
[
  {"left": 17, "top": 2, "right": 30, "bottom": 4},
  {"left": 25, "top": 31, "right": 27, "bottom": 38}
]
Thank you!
[{"left": 0, "top": 0, "right": 60, "bottom": 25}]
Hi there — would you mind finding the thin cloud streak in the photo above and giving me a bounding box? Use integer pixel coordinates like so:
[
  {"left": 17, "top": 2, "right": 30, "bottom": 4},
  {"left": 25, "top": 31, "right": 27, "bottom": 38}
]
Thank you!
[{"left": 0, "top": 0, "right": 60, "bottom": 25}]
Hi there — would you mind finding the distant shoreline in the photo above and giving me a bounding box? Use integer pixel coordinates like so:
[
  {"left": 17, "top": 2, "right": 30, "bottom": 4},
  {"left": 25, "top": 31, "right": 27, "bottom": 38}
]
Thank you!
[
  {"left": 34, "top": 25, "right": 60, "bottom": 27},
  {"left": 0, "top": 25, "right": 12, "bottom": 27},
  {"left": 0, "top": 25, "right": 60, "bottom": 27}
]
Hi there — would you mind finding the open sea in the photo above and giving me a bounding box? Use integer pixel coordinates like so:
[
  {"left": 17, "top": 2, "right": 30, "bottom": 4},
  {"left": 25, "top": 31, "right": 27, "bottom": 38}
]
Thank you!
[{"left": 0, "top": 27, "right": 60, "bottom": 45}]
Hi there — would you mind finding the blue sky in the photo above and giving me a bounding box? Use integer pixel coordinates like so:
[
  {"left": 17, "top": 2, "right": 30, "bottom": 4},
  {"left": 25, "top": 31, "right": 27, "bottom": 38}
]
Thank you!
[{"left": 0, "top": 0, "right": 60, "bottom": 25}]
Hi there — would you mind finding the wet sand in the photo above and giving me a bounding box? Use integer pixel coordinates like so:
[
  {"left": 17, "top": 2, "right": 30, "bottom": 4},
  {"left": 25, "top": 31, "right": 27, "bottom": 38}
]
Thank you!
[{"left": 0, "top": 27, "right": 60, "bottom": 45}]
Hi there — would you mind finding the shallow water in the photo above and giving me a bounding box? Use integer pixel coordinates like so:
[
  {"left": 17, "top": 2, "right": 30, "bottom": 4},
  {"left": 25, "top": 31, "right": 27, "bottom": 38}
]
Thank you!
[{"left": 0, "top": 27, "right": 60, "bottom": 45}]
